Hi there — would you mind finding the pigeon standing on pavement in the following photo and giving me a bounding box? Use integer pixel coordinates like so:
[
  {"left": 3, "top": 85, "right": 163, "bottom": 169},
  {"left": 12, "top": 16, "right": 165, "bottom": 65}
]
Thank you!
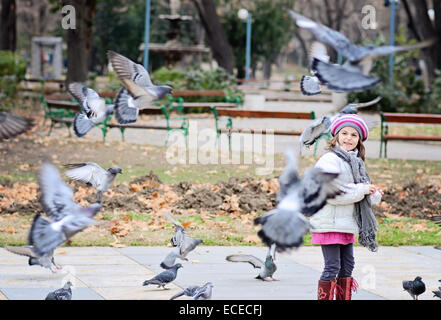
[
  {"left": 107, "top": 51, "right": 172, "bottom": 124},
  {"left": 288, "top": 10, "right": 438, "bottom": 92},
  {"left": 299, "top": 96, "right": 381, "bottom": 152},
  {"left": 226, "top": 244, "right": 278, "bottom": 281},
  {"left": 67, "top": 82, "right": 114, "bottom": 138},
  {"left": 254, "top": 148, "right": 344, "bottom": 251},
  {"left": 4, "top": 245, "right": 61, "bottom": 273},
  {"left": 403, "top": 276, "right": 426, "bottom": 300},
  {"left": 143, "top": 263, "right": 183, "bottom": 289},
  {"left": 28, "top": 162, "right": 102, "bottom": 257},
  {"left": 432, "top": 287, "right": 441, "bottom": 299},
  {"left": 170, "top": 282, "right": 214, "bottom": 300},
  {"left": 45, "top": 281, "right": 73, "bottom": 300},
  {"left": 0, "top": 112, "right": 34, "bottom": 141},
  {"left": 64, "top": 162, "right": 122, "bottom": 203}
]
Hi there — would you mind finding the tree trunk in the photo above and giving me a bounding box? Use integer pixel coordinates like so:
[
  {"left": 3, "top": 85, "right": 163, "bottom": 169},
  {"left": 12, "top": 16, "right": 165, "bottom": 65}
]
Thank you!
[
  {"left": 63, "top": 0, "right": 96, "bottom": 84},
  {"left": 0, "top": 0, "right": 16, "bottom": 51},
  {"left": 402, "top": 0, "right": 441, "bottom": 83},
  {"left": 191, "top": 0, "right": 234, "bottom": 74}
]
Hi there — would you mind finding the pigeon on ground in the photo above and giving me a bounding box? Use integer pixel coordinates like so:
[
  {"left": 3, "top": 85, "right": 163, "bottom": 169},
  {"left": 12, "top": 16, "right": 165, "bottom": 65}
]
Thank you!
[
  {"left": 432, "top": 287, "right": 441, "bottom": 299},
  {"left": 0, "top": 112, "right": 34, "bottom": 141},
  {"left": 160, "top": 212, "right": 203, "bottom": 269},
  {"left": 4, "top": 245, "right": 61, "bottom": 273},
  {"left": 170, "top": 282, "right": 214, "bottom": 300},
  {"left": 45, "top": 281, "right": 73, "bottom": 300},
  {"left": 64, "top": 162, "right": 122, "bottom": 203},
  {"left": 288, "top": 10, "right": 438, "bottom": 92},
  {"left": 403, "top": 276, "right": 426, "bottom": 300},
  {"left": 254, "top": 148, "right": 344, "bottom": 251},
  {"left": 226, "top": 244, "right": 278, "bottom": 281},
  {"left": 67, "top": 82, "right": 114, "bottom": 138},
  {"left": 107, "top": 51, "right": 172, "bottom": 124},
  {"left": 299, "top": 96, "right": 381, "bottom": 152},
  {"left": 28, "top": 162, "right": 102, "bottom": 257},
  {"left": 143, "top": 263, "right": 183, "bottom": 289}
]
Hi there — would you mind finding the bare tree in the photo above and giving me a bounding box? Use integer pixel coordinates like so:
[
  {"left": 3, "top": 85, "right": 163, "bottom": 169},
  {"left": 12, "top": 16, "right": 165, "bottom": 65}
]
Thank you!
[
  {"left": 0, "top": 0, "right": 16, "bottom": 51},
  {"left": 191, "top": 0, "right": 234, "bottom": 73}
]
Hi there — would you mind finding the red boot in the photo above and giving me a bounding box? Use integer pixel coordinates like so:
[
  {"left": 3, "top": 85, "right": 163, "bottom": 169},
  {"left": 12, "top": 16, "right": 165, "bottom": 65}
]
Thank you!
[
  {"left": 317, "top": 279, "right": 337, "bottom": 300},
  {"left": 336, "top": 277, "right": 359, "bottom": 300}
]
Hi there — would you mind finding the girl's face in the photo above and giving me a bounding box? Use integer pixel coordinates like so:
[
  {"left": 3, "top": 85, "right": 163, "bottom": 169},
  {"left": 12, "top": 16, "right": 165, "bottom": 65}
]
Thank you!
[{"left": 337, "top": 126, "right": 360, "bottom": 151}]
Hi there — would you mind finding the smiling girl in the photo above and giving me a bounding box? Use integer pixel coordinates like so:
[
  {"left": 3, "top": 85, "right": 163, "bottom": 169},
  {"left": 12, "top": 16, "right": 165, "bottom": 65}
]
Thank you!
[{"left": 309, "top": 114, "right": 383, "bottom": 300}]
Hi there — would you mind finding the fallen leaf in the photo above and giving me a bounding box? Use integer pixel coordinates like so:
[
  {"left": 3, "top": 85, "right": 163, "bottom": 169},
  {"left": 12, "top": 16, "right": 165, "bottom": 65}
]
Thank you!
[{"left": 243, "top": 235, "right": 260, "bottom": 244}]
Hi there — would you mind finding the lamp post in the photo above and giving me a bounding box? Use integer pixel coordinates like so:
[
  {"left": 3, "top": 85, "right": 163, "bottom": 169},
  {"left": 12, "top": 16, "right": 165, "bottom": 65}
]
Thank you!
[
  {"left": 238, "top": 9, "right": 252, "bottom": 80},
  {"left": 143, "top": 0, "right": 151, "bottom": 70},
  {"left": 386, "top": 0, "right": 399, "bottom": 86}
]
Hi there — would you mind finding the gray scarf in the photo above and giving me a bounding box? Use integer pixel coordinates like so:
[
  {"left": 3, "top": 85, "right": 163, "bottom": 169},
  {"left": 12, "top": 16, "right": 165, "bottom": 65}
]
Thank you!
[{"left": 331, "top": 146, "right": 378, "bottom": 252}]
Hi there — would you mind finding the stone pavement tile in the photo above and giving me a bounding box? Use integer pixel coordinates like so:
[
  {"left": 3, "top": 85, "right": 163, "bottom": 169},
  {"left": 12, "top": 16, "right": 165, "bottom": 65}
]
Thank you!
[
  {"left": 54, "top": 254, "right": 139, "bottom": 266},
  {"left": 400, "top": 246, "right": 441, "bottom": 261},
  {"left": 53, "top": 247, "right": 120, "bottom": 256},
  {"left": 1, "top": 287, "right": 104, "bottom": 300},
  {"left": 93, "top": 285, "right": 182, "bottom": 300},
  {"left": 0, "top": 266, "right": 88, "bottom": 288}
]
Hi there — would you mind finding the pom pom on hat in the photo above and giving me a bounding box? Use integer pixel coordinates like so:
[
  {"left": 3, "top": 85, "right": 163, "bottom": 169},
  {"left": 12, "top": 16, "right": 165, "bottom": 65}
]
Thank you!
[{"left": 330, "top": 114, "right": 369, "bottom": 141}]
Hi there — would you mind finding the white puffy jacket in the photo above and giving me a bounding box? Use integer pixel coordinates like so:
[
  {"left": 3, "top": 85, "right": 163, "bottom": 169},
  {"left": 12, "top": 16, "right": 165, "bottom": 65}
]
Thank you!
[{"left": 309, "top": 149, "right": 379, "bottom": 234}]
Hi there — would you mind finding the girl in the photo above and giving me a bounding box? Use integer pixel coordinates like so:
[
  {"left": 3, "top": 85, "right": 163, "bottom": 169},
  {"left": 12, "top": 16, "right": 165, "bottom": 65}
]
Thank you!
[{"left": 309, "top": 114, "right": 383, "bottom": 300}]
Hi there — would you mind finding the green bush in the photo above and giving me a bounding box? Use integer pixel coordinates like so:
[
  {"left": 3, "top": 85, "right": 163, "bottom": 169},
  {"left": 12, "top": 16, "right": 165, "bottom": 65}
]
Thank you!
[
  {"left": 348, "top": 28, "right": 441, "bottom": 114},
  {"left": 0, "top": 51, "right": 26, "bottom": 111}
]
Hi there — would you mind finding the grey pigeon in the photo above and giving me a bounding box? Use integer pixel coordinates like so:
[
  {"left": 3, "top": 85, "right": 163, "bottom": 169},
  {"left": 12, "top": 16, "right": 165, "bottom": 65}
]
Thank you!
[
  {"left": 170, "top": 282, "right": 214, "bottom": 300},
  {"left": 45, "top": 281, "right": 72, "bottom": 300},
  {"left": 107, "top": 51, "right": 172, "bottom": 124},
  {"left": 433, "top": 287, "right": 441, "bottom": 299},
  {"left": 226, "top": 244, "right": 278, "bottom": 281},
  {"left": 4, "top": 245, "right": 61, "bottom": 273},
  {"left": 68, "top": 82, "right": 114, "bottom": 138},
  {"left": 403, "top": 276, "right": 426, "bottom": 300},
  {"left": 143, "top": 263, "right": 183, "bottom": 289},
  {"left": 28, "top": 162, "right": 101, "bottom": 257},
  {"left": 300, "top": 42, "right": 330, "bottom": 96},
  {"left": 289, "top": 10, "right": 438, "bottom": 91},
  {"left": 0, "top": 112, "right": 34, "bottom": 141},
  {"left": 64, "top": 162, "right": 122, "bottom": 203},
  {"left": 299, "top": 96, "right": 381, "bottom": 153},
  {"left": 160, "top": 212, "right": 203, "bottom": 269},
  {"left": 254, "top": 148, "right": 344, "bottom": 251}
]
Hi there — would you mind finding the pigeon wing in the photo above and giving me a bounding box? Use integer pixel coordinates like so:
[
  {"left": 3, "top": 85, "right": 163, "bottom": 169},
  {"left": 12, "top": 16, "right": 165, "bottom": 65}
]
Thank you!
[
  {"left": 339, "top": 96, "right": 382, "bottom": 114},
  {"left": 299, "top": 116, "right": 331, "bottom": 148},
  {"left": 64, "top": 162, "right": 108, "bottom": 188},
  {"left": 300, "top": 76, "right": 321, "bottom": 96},
  {"left": 5, "top": 245, "right": 38, "bottom": 258},
  {"left": 226, "top": 254, "right": 264, "bottom": 269},
  {"left": 107, "top": 51, "right": 153, "bottom": 87},
  {"left": 0, "top": 112, "right": 34, "bottom": 141},
  {"left": 180, "top": 235, "right": 203, "bottom": 257},
  {"left": 312, "top": 59, "right": 381, "bottom": 91},
  {"left": 277, "top": 148, "right": 300, "bottom": 201}
]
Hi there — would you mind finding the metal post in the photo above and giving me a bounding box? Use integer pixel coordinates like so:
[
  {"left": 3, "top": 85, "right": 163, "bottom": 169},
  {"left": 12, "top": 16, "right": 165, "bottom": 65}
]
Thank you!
[
  {"left": 245, "top": 14, "right": 252, "bottom": 80},
  {"left": 143, "top": 0, "right": 151, "bottom": 70},
  {"left": 388, "top": 0, "right": 397, "bottom": 86}
]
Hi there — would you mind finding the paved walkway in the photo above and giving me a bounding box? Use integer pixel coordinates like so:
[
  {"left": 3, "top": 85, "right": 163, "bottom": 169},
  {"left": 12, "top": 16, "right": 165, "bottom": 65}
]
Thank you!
[{"left": 1, "top": 245, "right": 440, "bottom": 300}]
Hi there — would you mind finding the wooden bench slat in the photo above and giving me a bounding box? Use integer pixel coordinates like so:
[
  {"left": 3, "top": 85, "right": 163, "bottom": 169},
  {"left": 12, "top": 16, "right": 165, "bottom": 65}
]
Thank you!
[
  {"left": 216, "top": 109, "right": 313, "bottom": 119},
  {"left": 220, "top": 128, "right": 302, "bottom": 135},
  {"left": 383, "top": 134, "right": 441, "bottom": 141},
  {"left": 382, "top": 112, "right": 441, "bottom": 124}
]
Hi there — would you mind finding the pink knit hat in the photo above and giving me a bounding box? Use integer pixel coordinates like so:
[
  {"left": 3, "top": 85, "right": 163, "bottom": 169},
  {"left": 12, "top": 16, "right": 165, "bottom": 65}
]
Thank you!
[{"left": 330, "top": 114, "right": 369, "bottom": 141}]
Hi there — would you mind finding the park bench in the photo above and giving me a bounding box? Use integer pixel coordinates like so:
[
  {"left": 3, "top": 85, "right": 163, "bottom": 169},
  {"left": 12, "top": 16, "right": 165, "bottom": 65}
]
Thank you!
[
  {"left": 379, "top": 112, "right": 441, "bottom": 158},
  {"left": 210, "top": 107, "right": 316, "bottom": 150},
  {"left": 41, "top": 96, "right": 188, "bottom": 143}
]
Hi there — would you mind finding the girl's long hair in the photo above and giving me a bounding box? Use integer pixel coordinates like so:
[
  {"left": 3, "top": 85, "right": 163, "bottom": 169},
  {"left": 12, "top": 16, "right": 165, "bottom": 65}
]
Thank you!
[{"left": 326, "top": 133, "right": 366, "bottom": 161}]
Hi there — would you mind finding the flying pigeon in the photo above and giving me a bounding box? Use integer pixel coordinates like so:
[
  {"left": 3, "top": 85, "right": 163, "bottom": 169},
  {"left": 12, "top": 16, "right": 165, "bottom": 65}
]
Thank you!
[
  {"left": 299, "top": 96, "right": 381, "bottom": 152},
  {"left": 64, "top": 162, "right": 122, "bottom": 203},
  {"left": 4, "top": 245, "right": 61, "bottom": 273},
  {"left": 170, "top": 282, "right": 214, "bottom": 300},
  {"left": 300, "top": 42, "right": 330, "bottom": 96},
  {"left": 160, "top": 212, "right": 203, "bottom": 269},
  {"left": 45, "top": 281, "right": 73, "bottom": 300},
  {"left": 67, "top": 82, "right": 114, "bottom": 138},
  {"left": 289, "top": 9, "right": 438, "bottom": 91},
  {"left": 0, "top": 112, "right": 34, "bottom": 141},
  {"left": 28, "top": 162, "right": 102, "bottom": 257},
  {"left": 254, "top": 148, "right": 344, "bottom": 251},
  {"left": 403, "top": 276, "right": 426, "bottom": 300},
  {"left": 226, "top": 244, "right": 278, "bottom": 281},
  {"left": 107, "top": 51, "right": 172, "bottom": 124},
  {"left": 143, "top": 263, "right": 183, "bottom": 289}
]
